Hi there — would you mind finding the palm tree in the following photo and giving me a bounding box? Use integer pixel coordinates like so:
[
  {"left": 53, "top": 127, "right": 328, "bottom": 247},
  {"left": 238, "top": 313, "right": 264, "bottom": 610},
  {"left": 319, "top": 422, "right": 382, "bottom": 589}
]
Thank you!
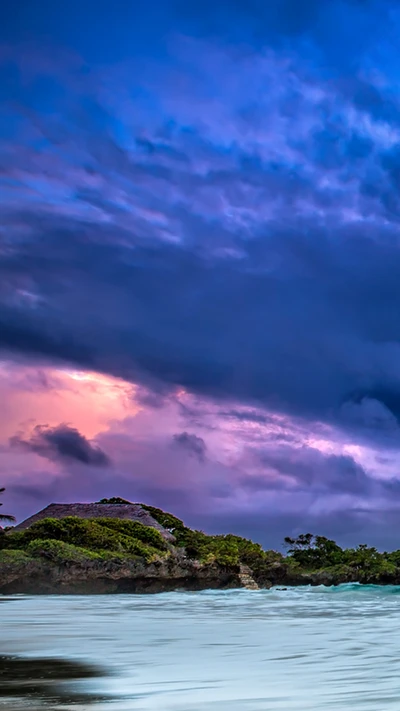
[{"left": 0, "top": 487, "right": 16, "bottom": 523}]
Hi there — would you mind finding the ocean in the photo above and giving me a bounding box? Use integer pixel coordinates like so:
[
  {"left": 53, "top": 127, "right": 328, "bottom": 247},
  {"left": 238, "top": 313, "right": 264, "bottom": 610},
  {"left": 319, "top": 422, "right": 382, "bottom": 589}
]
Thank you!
[{"left": 1, "top": 585, "right": 400, "bottom": 709}]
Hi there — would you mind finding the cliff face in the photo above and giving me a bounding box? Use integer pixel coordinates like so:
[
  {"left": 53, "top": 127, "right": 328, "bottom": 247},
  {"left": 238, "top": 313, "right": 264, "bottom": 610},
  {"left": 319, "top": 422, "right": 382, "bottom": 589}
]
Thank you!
[
  {"left": 0, "top": 556, "right": 244, "bottom": 595},
  {"left": 2, "top": 555, "right": 391, "bottom": 595},
  {"left": 2, "top": 556, "right": 399, "bottom": 594}
]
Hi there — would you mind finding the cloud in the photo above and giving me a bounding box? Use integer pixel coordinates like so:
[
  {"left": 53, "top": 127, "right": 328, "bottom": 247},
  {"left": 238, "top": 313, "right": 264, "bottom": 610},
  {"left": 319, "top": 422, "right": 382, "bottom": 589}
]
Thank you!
[
  {"left": 173, "top": 431, "right": 207, "bottom": 462},
  {"left": 3, "top": 209, "right": 400, "bottom": 452},
  {"left": 10, "top": 424, "right": 111, "bottom": 467},
  {"left": 218, "top": 409, "right": 271, "bottom": 425},
  {"left": 3, "top": 400, "right": 400, "bottom": 551},
  {"left": 253, "top": 445, "right": 373, "bottom": 496},
  {"left": 134, "top": 383, "right": 173, "bottom": 409},
  {"left": 4, "top": 0, "right": 400, "bottom": 548},
  {"left": 340, "top": 396, "right": 399, "bottom": 431},
  {"left": 2, "top": 23, "right": 400, "bottom": 455}
]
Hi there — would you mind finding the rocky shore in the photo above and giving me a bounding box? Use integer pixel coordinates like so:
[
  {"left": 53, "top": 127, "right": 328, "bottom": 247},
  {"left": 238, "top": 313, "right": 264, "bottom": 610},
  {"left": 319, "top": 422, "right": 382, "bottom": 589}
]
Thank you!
[
  {"left": 1, "top": 553, "right": 393, "bottom": 595},
  {"left": 0, "top": 556, "right": 243, "bottom": 595}
]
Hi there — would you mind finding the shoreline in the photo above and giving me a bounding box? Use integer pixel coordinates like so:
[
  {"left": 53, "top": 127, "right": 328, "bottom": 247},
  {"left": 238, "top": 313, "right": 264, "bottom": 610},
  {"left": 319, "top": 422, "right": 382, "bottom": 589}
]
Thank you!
[
  {"left": 1, "top": 558, "right": 399, "bottom": 595},
  {"left": 2, "top": 504, "right": 400, "bottom": 594}
]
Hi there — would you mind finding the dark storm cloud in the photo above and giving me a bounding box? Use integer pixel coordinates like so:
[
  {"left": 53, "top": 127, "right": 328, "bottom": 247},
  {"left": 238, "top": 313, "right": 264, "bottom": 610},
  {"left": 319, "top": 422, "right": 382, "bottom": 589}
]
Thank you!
[
  {"left": 134, "top": 384, "right": 173, "bottom": 409},
  {"left": 218, "top": 410, "right": 271, "bottom": 425},
  {"left": 173, "top": 432, "right": 207, "bottom": 462},
  {"left": 2, "top": 0, "right": 400, "bottom": 453},
  {"left": 253, "top": 446, "right": 372, "bottom": 496},
  {"left": 10, "top": 424, "right": 111, "bottom": 467},
  {"left": 2, "top": 213, "right": 400, "bottom": 446}
]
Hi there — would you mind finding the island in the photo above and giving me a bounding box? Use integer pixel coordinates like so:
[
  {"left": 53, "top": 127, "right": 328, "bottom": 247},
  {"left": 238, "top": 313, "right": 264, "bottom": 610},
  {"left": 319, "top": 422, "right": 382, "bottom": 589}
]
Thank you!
[{"left": 1, "top": 498, "right": 399, "bottom": 594}]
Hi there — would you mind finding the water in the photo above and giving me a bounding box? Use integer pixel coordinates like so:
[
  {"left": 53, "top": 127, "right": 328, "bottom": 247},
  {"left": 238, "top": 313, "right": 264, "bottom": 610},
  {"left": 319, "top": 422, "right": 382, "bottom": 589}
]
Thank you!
[{"left": 2, "top": 585, "right": 400, "bottom": 710}]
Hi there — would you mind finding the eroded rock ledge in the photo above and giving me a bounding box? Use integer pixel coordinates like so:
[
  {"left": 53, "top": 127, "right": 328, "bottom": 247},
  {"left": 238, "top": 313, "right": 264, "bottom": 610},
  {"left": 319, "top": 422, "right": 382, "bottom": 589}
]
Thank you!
[
  {"left": 0, "top": 557, "right": 243, "bottom": 595},
  {"left": 0, "top": 556, "right": 388, "bottom": 595}
]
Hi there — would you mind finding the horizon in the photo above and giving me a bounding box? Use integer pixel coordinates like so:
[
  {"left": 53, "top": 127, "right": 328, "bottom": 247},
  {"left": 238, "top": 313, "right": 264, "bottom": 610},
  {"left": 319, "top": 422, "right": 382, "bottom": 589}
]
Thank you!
[{"left": 3, "top": 1, "right": 400, "bottom": 552}]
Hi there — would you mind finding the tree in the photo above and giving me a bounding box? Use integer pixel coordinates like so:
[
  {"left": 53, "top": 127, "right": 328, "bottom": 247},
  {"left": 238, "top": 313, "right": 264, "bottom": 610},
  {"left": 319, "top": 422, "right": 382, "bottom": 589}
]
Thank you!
[
  {"left": 96, "top": 497, "right": 132, "bottom": 505},
  {"left": 284, "top": 533, "right": 344, "bottom": 568},
  {"left": 284, "top": 533, "right": 314, "bottom": 551},
  {"left": 0, "top": 488, "right": 16, "bottom": 524}
]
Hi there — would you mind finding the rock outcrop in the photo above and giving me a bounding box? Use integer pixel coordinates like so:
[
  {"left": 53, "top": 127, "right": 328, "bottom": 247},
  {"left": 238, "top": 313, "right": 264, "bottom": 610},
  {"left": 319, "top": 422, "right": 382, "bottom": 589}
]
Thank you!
[
  {"left": 0, "top": 555, "right": 244, "bottom": 595},
  {"left": 1, "top": 554, "right": 395, "bottom": 594},
  {"left": 238, "top": 563, "right": 259, "bottom": 590}
]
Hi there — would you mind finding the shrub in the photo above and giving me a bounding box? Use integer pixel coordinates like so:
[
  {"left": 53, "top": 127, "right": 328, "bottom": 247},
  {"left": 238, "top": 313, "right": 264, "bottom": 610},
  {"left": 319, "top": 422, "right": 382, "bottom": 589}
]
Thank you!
[
  {"left": 24, "top": 517, "right": 124, "bottom": 550},
  {"left": 28, "top": 539, "right": 102, "bottom": 564},
  {"left": 222, "top": 535, "right": 266, "bottom": 566},
  {"left": 116, "top": 538, "right": 162, "bottom": 562},
  {"left": 140, "top": 505, "right": 186, "bottom": 536},
  {"left": 386, "top": 550, "right": 400, "bottom": 566},
  {"left": 94, "top": 518, "right": 167, "bottom": 550},
  {"left": 26, "top": 518, "right": 68, "bottom": 541},
  {"left": 0, "top": 549, "right": 32, "bottom": 564},
  {"left": 140, "top": 506, "right": 269, "bottom": 566},
  {"left": 0, "top": 531, "right": 27, "bottom": 550},
  {"left": 13, "top": 517, "right": 165, "bottom": 563},
  {"left": 26, "top": 517, "right": 129, "bottom": 551},
  {"left": 97, "top": 497, "right": 132, "bottom": 505}
]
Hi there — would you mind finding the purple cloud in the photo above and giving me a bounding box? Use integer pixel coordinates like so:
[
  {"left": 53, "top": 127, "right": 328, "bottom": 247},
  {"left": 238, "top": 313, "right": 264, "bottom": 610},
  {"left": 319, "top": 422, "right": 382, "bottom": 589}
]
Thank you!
[
  {"left": 173, "top": 431, "right": 207, "bottom": 462},
  {"left": 10, "top": 424, "right": 110, "bottom": 467}
]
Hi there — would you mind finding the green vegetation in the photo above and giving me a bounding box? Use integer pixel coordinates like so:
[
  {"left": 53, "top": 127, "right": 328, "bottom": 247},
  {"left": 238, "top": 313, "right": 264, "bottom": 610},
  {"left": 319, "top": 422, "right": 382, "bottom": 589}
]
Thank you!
[
  {"left": 96, "top": 497, "right": 132, "bottom": 505},
  {"left": 27, "top": 539, "right": 103, "bottom": 564},
  {"left": 0, "top": 507, "right": 273, "bottom": 571},
  {"left": 141, "top": 504, "right": 187, "bottom": 536},
  {"left": 284, "top": 534, "right": 344, "bottom": 568},
  {"left": 142, "top": 504, "right": 274, "bottom": 567},
  {"left": 0, "top": 516, "right": 169, "bottom": 564},
  {"left": 95, "top": 518, "right": 168, "bottom": 550},
  {"left": 3, "top": 500, "right": 400, "bottom": 585},
  {"left": 284, "top": 534, "right": 400, "bottom": 583},
  {"left": 0, "top": 549, "right": 32, "bottom": 564}
]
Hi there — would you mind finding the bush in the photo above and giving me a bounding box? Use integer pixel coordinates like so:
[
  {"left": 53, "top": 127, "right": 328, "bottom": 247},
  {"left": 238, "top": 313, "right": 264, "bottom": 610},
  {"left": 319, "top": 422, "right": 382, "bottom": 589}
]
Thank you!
[
  {"left": 24, "top": 517, "right": 125, "bottom": 551},
  {"left": 95, "top": 518, "right": 168, "bottom": 551},
  {"left": 222, "top": 535, "right": 266, "bottom": 566},
  {"left": 0, "top": 531, "right": 27, "bottom": 550},
  {"left": 140, "top": 505, "right": 187, "bottom": 536},
  {"left": 5, "top": 517, "right": 166, "bottom": 563},
  {"left": 97, "top": 497, "right": 132, "bottom": 505},
  {"left": 0, "top": 549, "right": 32, "bottom": 564},
  {"left": 27, "top": 537, "right": 163, "bottom": 565},
  {"left": 139, "top": 506, "right": 267, "bottom": 566},
  {"left": 28, "top": 539, "right": 102, "bottom": 564}
]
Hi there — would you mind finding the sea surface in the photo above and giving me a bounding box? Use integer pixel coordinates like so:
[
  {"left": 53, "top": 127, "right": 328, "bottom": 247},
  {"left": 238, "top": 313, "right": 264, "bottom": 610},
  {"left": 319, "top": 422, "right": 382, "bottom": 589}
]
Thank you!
[{"left": 2, "top": 584, "right": 400, "bottom": 710}]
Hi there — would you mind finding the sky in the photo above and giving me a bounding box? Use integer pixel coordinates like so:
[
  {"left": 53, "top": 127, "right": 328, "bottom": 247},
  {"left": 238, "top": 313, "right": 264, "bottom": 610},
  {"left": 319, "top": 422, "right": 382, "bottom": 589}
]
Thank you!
[{"left": 2, "top": 1, "right": 400, "bottom": 549}]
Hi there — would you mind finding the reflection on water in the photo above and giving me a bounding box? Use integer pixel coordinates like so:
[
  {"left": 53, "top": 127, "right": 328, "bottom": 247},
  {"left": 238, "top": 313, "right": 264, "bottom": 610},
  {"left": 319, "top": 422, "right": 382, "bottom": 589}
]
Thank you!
[
  {"left": 0, "top": 655, "right": 107, "bottom": 710},
  {"left": 2, "top": 585, "right": 400, "bottom": 709}
]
